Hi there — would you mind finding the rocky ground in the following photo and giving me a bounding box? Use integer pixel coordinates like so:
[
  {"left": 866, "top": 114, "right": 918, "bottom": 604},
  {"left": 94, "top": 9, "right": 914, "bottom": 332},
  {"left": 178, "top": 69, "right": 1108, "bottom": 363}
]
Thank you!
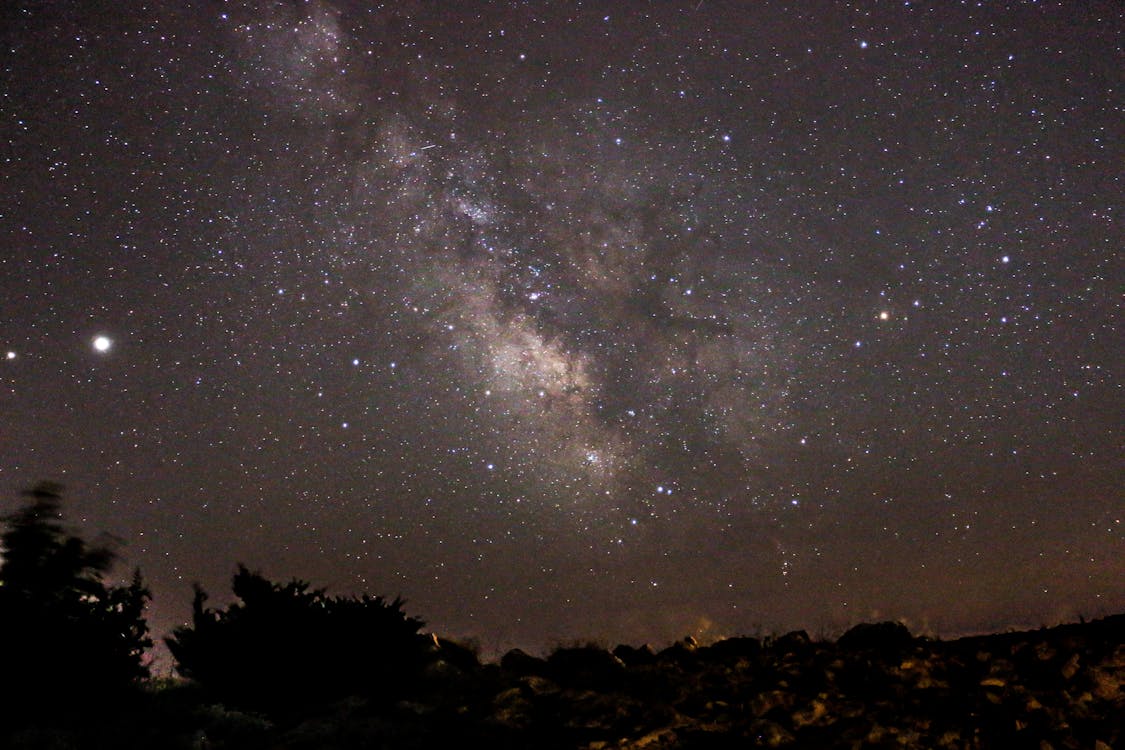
[
  {"left": 7, "top": 614, "right": 1122, "bottom": 749},
  {"left": 477, "top": 616, "right": 1123, "bottom": 750}
]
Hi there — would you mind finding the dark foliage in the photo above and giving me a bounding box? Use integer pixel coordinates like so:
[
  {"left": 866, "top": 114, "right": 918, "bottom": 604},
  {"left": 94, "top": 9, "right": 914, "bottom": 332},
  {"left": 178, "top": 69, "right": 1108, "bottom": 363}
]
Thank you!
[
  {"left": 165, "top": 564, "right": 433, "bottom": 715},
  {"left": 0, "top": 482, "right": 151, "bottom": 719}
]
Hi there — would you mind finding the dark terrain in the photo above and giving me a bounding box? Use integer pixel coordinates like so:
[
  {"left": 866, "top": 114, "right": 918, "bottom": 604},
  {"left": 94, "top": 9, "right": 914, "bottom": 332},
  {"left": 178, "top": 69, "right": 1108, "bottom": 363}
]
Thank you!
[{"left": 10, "top": 614, "right": 1122, "bottom": 749}]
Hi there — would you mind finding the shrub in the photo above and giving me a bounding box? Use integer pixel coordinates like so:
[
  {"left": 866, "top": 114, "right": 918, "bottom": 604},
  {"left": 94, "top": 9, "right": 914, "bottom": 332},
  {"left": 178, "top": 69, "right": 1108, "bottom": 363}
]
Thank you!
[
  {"left": 166, "top": 565, "right": 432, "bottom": 715},
  {"left": 0, "top": 483, "right": 152, "bottom": 719}
]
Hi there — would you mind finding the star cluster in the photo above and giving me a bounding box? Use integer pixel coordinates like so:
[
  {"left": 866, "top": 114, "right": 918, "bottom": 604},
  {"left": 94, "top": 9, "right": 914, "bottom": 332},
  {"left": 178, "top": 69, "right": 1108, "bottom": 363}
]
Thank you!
[{"left": 1, "top": 1, "right": 1120, "bottom": 651}]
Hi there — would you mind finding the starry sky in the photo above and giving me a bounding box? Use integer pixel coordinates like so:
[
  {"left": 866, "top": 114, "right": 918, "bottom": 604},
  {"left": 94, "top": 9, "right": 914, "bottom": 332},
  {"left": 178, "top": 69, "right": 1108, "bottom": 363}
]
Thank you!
[{"left": 1, "top": 1, "right": 1121, "bottom": 656}]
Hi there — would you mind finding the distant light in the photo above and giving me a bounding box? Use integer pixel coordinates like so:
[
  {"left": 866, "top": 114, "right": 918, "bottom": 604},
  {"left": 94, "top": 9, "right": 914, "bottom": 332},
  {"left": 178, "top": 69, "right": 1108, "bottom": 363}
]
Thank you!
[
  {"left": 93, "top": 336, "right": 112, "bottom": 353},
  {"left": 1001, "top": 255, "right": 1010, "bottom": 264},
  {"left": 5, "top": 351, "right": 15, "bottom": 360},
  {"left": 859, "top": 40, "right": 869, "bottom": 49},
  {"left": 879, "top": 311, "right": 890, "bottom": 321}
]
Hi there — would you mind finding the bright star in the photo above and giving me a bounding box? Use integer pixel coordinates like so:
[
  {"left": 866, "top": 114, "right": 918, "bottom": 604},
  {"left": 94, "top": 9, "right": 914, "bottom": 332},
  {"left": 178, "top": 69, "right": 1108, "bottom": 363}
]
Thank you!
[{"left": 93, "top": 336, "right": 113, "bottom": 353}]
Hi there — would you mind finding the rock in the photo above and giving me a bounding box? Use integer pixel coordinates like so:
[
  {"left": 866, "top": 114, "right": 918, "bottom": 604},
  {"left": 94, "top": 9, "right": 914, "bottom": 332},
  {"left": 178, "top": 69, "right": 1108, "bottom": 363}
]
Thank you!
[
  {"left": 837, "top": 621, "right": 914, "bottom": 654},
  {"left": 657, "top": 641, "right": 699, "bottom": 667},
  {"left": 490, "top": 687, "right": 534, "bottom": 730},
  {"left": 702, "top": 636, "right": 762, "bottom": 663},
  {"left": 1060, "top": 653, "right": 1080, "bottom": 680},
  {"left": 790, "top": 696, "right": 829, "bottom": 728},
  {"left": 615, "top": 728, "right": 679, "bottom": 749},
  {"left": 750, "top": 719, "right": 795, "bottom": 747},
  {"left": 1090, "top": 655, "right": 1125, "bottom": 702},
  {"left": 935, "top": 729, "right": 964, "bottom": 748},
  {"left": 501, "top": 647, "right": 548, "bottom": 677},
  {"left": 547, "top": 645, "right": 627, "bottom": 690},
  {"left": 774, "top": 629, "right": 811, "bottom": 652},
  {"left": 519, "top": 675, "right": 560, "bottom": 696},
  {"left": 613, "top": 643, "right": 657, "bottom": 667},
  {"left": 749, "top": 689, "right": 795, "bottom": 717}
]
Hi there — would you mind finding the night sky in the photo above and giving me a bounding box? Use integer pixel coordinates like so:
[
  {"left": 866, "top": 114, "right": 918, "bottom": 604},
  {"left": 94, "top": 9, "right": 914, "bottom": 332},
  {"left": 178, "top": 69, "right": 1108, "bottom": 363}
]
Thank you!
[{"left": 1, "top": 1, "right": 1121, "bottom": 657}]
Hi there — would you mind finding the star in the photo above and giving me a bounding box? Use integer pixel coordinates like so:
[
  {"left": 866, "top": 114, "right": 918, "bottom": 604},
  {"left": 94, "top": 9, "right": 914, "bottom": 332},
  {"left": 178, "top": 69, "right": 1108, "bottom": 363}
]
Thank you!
[{"left": 92, "top": 336, "right": 113, "bottom": 353}]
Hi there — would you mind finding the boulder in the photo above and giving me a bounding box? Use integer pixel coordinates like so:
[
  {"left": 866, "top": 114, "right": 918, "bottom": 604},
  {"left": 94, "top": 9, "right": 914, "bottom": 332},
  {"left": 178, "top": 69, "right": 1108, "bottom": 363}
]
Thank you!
[
  {"left": 547, "top": 645, "right": 626, "bottom": 690},
  {"left": 613, "top": 643, "right": 657, "bottom": 667},
  {"left": 702, "top": 636, "right": 762, "bottom": 663},
  {"left": 750, "top": 718, "right": 795, "bottom": 747},
  {"left": 501, "top": 648, "right": 548, "bottom": 677},
  {"left": 773, "top": 629, "right": 811, "bottom": 652},
  {"left": 838, "top": 621, "right": 914, "bottom": 654}
]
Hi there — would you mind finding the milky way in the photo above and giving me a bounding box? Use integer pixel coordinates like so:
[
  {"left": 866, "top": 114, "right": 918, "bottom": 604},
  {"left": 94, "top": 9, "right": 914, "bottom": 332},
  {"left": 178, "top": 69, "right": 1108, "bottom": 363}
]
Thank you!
[{"left": 0, "top": 2, "right": 1120, "bottom": 654}]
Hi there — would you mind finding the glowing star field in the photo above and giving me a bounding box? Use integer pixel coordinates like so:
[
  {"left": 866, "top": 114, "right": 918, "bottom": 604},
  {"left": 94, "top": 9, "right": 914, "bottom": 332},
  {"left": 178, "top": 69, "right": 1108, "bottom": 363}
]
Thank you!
[{"left": 0, "top": 2, "right": 1120, "bottom": 655}]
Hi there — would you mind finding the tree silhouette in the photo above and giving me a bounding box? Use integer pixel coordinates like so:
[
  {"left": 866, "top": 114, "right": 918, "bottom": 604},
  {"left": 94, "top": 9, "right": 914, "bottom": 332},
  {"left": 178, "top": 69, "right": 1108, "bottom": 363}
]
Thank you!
[
  {"left": 166, "top": 565, "right": 433, "bottom": 714},
  {"left": 0, "top": 482, "right": 151, "bottom": 717}
]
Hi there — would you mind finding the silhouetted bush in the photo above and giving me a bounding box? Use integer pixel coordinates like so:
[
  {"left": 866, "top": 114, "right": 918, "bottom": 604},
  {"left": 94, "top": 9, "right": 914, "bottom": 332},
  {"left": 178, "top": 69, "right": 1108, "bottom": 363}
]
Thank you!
[
  {"left": 0, "top": 482, "right": 152, "bottom": 720},
  {"left": 166, "top": 565, "right": 433, "bottom": 716}
]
